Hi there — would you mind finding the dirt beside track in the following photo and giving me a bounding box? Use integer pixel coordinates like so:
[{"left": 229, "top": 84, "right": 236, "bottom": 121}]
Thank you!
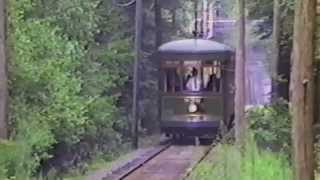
[{"left": 122, "top": 145, "right": 210, "bottom": 180}]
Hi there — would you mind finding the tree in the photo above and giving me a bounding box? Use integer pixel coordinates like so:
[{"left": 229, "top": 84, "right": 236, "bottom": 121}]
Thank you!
[
  {"left": 271, "top": 0, "right": 281, "bottom": 101},
  {"left": 155, "top": 0, "right": 162, "bottom": 47},
  {"left": 0, "top": 0, "right": 8, "bottom": 139},
  {"left": 132, "top": 0, "right": 143, "bottom": 149},
  {"left": 290, "top": 0, "right": 316, "bottom": 179},
  {"left": 235, "top": 0, "right": 247, "bottom": 144},
  {"left": 317, "top": 63, "right": 320, "bottom": 124},
  {"left": 5, "top": 0, "right": 134, "bottom": 176},
  {"left": 247, "top": 0, "right": 294, "bottom": 101}
]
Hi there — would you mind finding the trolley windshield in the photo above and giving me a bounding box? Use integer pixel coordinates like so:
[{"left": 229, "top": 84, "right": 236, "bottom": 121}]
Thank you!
[{"left": 162, "top": 60, "right": 222, "bottom": 93}]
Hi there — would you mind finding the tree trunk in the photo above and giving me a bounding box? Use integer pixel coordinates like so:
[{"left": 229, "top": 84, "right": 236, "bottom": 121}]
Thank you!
[
  {"left": 171, "top": 9, "right": 176, "bottom": 28},
  {"left": 193, "top": 1, "right": 199, "bottom": 37},
  {"left": 154, "top": 0, "right": 162, "bottom": 48},
  {"left": 0, "top": 0, "right": 8, "bottom": 139},
  {"left": 316, "top": 61, "right": 320, "bottom": 124},
  {"left": 271, "top": 0, "right": 281, "bottom": 101},
  {"left": 315, "top": 0, "right": 320, "bottom": 125},
  {"left": 204, "top": 0, "right": 209, "bottom": 38},
  {"left": 132, "top": 0, "right": 143, "bottom": 149},
  {"left": 235, "top": 0, "right": 247, "bottom": 145},
  {"left": 290, "top": 0, "right": 316, "bottom": 178}
]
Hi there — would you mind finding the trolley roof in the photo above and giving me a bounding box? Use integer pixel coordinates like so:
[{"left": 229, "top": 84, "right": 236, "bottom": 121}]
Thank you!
[{"left": 156, "top": 39, "right": 234, "bottom": 61}]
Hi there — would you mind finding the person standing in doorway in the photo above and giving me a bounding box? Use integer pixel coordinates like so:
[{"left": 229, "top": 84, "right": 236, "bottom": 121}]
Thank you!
[{"left": 186, "top": 67, "right": 202, "bottom": 91}]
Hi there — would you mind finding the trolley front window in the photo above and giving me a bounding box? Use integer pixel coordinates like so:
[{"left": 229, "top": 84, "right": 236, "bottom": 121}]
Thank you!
[{"left": 162, "top": 60, "right": 222, "bottom": 93}]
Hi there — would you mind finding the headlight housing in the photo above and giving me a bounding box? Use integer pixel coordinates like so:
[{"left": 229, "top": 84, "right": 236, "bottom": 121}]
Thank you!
[{"left": 188, "top": 102, "right": 198, "bottom": 113}]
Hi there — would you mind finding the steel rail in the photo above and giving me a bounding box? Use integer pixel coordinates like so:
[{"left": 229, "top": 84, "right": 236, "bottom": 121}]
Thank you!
[
  {"left": 103, "top": 141, "right": 171, "bottom": 180},
  {"left": 182, "top": 144, "right": 214, "bottom": 180}
]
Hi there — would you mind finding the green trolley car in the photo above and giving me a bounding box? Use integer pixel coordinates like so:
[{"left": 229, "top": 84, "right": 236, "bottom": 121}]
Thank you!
[{"left": 155, "top": 39, "right": 235, "bottom": 138}]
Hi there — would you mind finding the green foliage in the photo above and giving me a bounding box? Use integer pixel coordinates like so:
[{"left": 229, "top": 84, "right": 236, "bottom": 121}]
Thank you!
[
  {"left": 0, "top": 139, "right": 46, "bottom": 180},
  {"left": 190, "top": 140, "right": 293, "bottom": 180},
  {"left": 7, "top": 1, "right": 88, "bottom": 177},
  {"left": 315, "top": 137, "right": 320, "bottom": 172},
  {"left": 0, "top": 140, "right": 20, "bottom": 179},
  {"left": 10, "top": 12, "right": 89, "bottom": 144},
  {"left": 247, "top": 101, "right": 291, "bottom": 153},
  {"left": 29, "top": 0, "right": 100, "bottom": 44},
  {"left": 247, "top": 0, "right": 273, "bottom": 20},
  {"left": 82, "top": 40, "right": 133, "bottom": 148},
  {"left": 247, "top": 0, "right": 294, "bottom": 45},
  {"left": 6, "top": 0, "right": 133, "bottom": 178}
]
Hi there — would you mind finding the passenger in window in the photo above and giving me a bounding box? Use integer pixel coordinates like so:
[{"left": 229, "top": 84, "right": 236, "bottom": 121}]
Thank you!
[
  {"left": 215, "top": 75, "right": 221, "bottom": 92},
  {"left": 186, "top": 68, "right": 201, "bottom": 91},
  {"left": 206, "top": 74, "right": 214, "bottom": 91},
  {"left": 206, "top": 73, "right": 221, "bottom": 92},
  {"left": 184, "top": 67, "right": 192, "bottom": 89},
  {"left": 215, "top": 67, "right": 221, "bottom": 92},
  {"left": 174, "top": 68, "right": 181, "bottom": 92}
]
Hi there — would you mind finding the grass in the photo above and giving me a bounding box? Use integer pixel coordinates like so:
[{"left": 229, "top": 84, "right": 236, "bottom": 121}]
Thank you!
[
  {"left": 62, "top": 152, "right": 134, "bottom": 180},
  {"left": 188, "top": 140, "right": 293, "bottom": 180},
  {"left": 62, "top": 134, "right": 163, "bottom": 180}
]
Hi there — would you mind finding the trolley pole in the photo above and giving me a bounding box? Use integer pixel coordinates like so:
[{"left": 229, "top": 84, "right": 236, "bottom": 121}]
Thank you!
[{"left": 132, "top": 0, "right": 143, "bottom": 149}]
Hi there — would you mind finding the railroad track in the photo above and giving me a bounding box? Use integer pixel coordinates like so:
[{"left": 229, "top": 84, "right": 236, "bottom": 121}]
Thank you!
[{"left": 102, "top": 141, "right": 212, "bottom": 180}]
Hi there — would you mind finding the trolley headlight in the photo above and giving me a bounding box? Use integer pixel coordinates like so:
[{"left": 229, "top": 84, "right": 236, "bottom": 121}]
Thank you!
[{"left": 188, "top": 102, "right": 198, "bottom": 113}]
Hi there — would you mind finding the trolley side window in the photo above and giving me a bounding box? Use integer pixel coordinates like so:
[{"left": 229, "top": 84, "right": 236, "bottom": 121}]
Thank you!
[
  {"left": 203, "top": 60, "right": 222, "bottom": 93},
  {"left": 163, "top": 61, "right": 182, "bottom": 93}
]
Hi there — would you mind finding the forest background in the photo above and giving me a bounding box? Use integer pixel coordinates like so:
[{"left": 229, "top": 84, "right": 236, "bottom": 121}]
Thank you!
[{"left": 0, "top": 0, "right": 314, "bottom": 179}]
